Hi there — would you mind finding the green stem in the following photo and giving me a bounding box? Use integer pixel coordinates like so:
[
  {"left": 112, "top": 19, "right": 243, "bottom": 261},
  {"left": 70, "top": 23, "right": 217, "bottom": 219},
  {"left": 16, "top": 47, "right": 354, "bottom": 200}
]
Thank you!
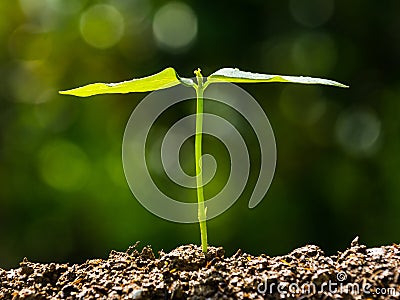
[{"left": 194, "top": 68, "right": 207, "bottom": 253}]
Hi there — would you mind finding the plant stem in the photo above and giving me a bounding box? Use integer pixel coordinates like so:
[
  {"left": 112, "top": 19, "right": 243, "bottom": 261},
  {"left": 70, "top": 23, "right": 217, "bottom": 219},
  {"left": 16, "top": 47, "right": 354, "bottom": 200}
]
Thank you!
[{"left": 194, "top": 68, "right": 207, "bottom": 253}]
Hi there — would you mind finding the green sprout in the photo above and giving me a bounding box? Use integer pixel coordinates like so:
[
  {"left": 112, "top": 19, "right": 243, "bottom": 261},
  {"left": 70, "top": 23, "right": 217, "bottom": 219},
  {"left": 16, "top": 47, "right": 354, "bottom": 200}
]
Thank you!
[{"left": 59, "top": 67, "right": 347, "bottom": 253}]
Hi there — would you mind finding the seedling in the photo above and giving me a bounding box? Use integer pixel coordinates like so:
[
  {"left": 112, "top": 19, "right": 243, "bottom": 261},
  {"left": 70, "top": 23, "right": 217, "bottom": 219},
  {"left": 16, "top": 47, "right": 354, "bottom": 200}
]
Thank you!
[{"left": 60, "top": 67, "right": 347, "bottom": 253}]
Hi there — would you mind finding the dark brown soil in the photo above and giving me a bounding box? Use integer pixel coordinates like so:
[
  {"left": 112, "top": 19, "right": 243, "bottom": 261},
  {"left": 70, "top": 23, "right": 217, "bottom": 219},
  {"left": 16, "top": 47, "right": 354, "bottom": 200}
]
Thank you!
[{"left": 1, "top": 238, "right": 399, "bottom": 299}]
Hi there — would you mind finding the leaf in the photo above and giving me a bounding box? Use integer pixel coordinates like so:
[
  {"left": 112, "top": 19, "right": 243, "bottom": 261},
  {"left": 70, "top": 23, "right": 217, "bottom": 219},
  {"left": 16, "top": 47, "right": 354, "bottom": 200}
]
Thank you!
[
  {"left": 59, "top": 67, "right": 193, "bottom": 97},
  {"left": 207, "top": 68, "right": 348, "bottom": 88}
]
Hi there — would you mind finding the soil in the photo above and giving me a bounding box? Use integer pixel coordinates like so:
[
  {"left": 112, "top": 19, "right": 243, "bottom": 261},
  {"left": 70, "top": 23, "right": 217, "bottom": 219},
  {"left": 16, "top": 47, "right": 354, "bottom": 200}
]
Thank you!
[{"left": 1, "top": 238, "right": 399, "bottom": 299}]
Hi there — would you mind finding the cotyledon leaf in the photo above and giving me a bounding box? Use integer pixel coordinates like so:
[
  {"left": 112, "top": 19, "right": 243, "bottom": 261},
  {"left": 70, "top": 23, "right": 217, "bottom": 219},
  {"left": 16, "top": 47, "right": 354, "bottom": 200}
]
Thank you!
[
  {"left": 207, "top": 68, "right": 349, "bottom": 88},
  {"left": 59, "top": 67, "right": 194, "bottom": 97}
]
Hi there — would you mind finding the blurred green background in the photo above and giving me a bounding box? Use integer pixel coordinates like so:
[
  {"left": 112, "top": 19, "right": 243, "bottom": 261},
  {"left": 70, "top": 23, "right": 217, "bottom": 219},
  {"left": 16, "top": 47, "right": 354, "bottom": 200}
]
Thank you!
[{"left": 1, "top": 0, "right": 399, "bottom": 268}]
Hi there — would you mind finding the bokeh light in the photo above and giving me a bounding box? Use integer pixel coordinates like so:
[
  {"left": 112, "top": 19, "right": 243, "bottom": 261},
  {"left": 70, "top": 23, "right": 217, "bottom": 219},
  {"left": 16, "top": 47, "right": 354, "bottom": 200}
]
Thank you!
[
  {"left": 9, "top": 64, "right": 46, "bottom": 103},
  {"left": 8, "top": 25, "right": 52, "bottom": 62},
  {"left": 18, "top": 0, "right": 60, "bottom": 30},
  {"left": 80, "top": 4, "right": 125, "bottom": 49},
  {"left": 335, "top": 109, "right": 381, "bottom": 155},
  {"left": 19, "top": 0, "right": 48, "bottom": 18},
  {"left": 289, "top": 0, "right": 334, "bottom": 28},
  {"left": 38, "top": 139, "right": 91, "bottom": 191},
  {"left": 45, "top": 0, "right": 84, "bottom": 14},
  {"left": 292, "top": 32, "right": 337, "bottom": 74},
  {"left": 111, "top": 0, "right": 151, "bottom": 28},
  {"left": 152, "top": 2, "right": 198, "bottom": 52}
]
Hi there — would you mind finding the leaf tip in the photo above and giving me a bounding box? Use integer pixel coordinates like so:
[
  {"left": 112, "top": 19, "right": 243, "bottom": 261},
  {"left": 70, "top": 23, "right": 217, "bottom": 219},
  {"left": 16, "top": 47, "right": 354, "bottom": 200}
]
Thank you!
[
  {"left": 334, "top": 82, "right": 349, "bottom": 88},
  {"left": 59, "top": 89, "right": 74, "bottom": 96},
  {"left": 58, "top": 88, "right": 86, "bottom": 97}
]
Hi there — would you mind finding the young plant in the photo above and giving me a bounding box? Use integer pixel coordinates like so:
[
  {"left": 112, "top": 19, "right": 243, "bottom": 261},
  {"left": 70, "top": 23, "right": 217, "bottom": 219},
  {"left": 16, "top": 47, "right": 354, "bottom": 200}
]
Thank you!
[{"left": 60, "top": 67, "right": 347, "bottom": 253}]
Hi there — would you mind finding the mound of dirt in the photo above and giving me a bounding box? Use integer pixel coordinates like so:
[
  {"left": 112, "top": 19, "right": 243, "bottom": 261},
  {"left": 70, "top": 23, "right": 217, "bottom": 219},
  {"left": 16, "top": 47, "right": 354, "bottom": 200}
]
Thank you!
[{"left": 1, "top": 238, "right": 399, "bottom": 299}]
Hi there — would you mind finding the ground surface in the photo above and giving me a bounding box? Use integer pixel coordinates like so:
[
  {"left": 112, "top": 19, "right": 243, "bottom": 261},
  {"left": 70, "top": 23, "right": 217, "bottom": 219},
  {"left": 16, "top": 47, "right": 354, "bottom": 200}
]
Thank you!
[{"left": 1, "top": 238, "right": 399, "bottom": 299}]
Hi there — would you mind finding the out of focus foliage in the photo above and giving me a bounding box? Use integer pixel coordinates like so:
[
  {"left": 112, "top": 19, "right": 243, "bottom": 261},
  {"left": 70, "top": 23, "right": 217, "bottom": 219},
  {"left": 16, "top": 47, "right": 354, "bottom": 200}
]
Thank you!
[{"left": 1, "top": 0, "right": 399, "bottom": 268}]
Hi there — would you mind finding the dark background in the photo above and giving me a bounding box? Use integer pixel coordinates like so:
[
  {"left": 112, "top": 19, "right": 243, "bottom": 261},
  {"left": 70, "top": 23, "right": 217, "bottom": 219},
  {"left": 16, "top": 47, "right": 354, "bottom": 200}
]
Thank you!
[{"left": 1, "top": 0, "right": 399, "bottom": 269}]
